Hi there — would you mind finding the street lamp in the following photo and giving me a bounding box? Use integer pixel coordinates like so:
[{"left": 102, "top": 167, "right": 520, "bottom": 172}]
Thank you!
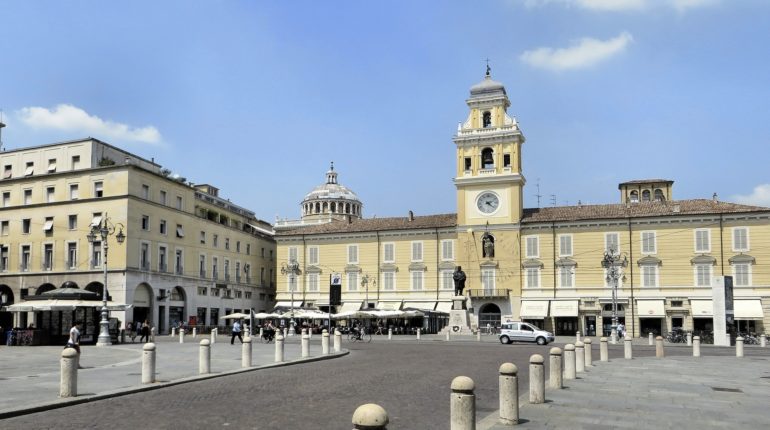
[
  {"left": 601, "top": 245, "right": 627, "bottom": 344},
  {"left": 361, "top": 274, "right": 375, "bottom": 310},
  {"left": 87, "top": 213, "right": 125, "bottom": 346},
  {"left": 280, "top": 259, "right": 300, "bottom": 335}
]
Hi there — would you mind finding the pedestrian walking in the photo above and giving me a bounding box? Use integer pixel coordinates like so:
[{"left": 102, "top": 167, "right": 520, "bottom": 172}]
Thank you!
[
  {"left": 231, "top": 320, "right": 243, "bottom": 344},
  {"left": 66, "top": 321, "right": 84, "bottom": 368},
  {"left": 140, "top": 320, "right": 150, "bottom": 343}
]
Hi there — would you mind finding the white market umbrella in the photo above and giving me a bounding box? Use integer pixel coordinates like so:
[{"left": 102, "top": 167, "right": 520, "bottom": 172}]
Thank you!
[
  {"left": 293, "top": 310, "right": 331, "bottom": 319},
  {"left": 252, "top": 312, "right": 283, "bottom": 319},
  {"left": 220, "top": 312, "right": 250, "bottom": 320},
  {"left": 332, "top": 310, "right": 377, "bottom": 319},
  {"left": 367, "top": 310, "right": 405, "bottom": 318}
]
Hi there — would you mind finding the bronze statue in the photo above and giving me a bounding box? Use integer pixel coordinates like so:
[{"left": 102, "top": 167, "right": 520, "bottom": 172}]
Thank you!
[
  {"left": 453, "top": 266, "right": 466, "bottom": 296},
  {"left": 482, "top": 232, "right": 495, "bottom": 258}
]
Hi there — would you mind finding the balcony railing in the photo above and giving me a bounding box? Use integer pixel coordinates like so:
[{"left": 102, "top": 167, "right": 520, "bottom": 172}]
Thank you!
[{"left": 467, "top": 288, "right": 510, "bottom": 298}]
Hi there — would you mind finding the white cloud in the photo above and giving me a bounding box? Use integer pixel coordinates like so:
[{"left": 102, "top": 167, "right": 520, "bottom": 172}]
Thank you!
[
  {"left": 731, "top": 184, "right": 770, "bottom": 208},
  {"left": 17, "top": 104, "right": 161, "bottom": 144},
  {"left": 523, "top": 0, "right": 717, "bottom": 12},
  {"left": 520, "top": 32, "right": 633, "bottom": 71}
]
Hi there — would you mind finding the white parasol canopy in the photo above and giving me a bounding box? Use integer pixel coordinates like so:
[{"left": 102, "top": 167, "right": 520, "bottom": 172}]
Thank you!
[
  {"left": 251, "top": 312, "right": 283, "bottom": 319},
  {"left": 292, "top": 310, "right": 331, "bottom": 319},
  {"left": 220, "top": 312, "right": 250, "bottom": 320},
  {"left": 332, "top": 310, "right": 376, "bottom": 319}
]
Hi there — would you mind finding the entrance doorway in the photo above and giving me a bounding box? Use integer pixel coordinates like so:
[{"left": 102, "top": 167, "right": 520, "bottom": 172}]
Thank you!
[
  {"left": 639, "top": 318, "right": 664, "bottom": 336},
  {"left": 584, "top": 316, "right": 597, "bottom": 336},
  {"left": 478, "top": 303, "right": 501, "bottom": 329},
  {"left": 555, "top": 317, "right": 578, "bottom": 335},
  {"left": 602, "top": 316, "right": 626, "bottom": 337}
]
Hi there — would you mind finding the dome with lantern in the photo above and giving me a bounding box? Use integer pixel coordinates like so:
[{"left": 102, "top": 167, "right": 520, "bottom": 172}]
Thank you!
[{"left": 301, "top": 163, "right": 363, "bottom": 222}]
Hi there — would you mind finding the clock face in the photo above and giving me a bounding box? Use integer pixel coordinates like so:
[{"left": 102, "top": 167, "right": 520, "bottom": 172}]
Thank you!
[{"left": 476, "top": 192, "right": 500, "bottom": 214}]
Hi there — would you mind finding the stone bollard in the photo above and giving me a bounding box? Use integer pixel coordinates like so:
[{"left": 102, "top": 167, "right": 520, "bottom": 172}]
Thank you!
[
  {"left": 301, "top": 333, "right": 310, "bottom": 358},
  {"left": 450, "top": 376, "right": 476, "bottom": 430},
  {"left": 600, "top": 337, "right": 609, "bottom": 362},
  {"left": 334, "top": 330, "right": 342, "bottom": 352},
  {"left": 171, "top": 327, "right": 176, "bottom": 337},
  {"left": 352, "top": 403, "right": 389, "bottom": 430},
  {"left": 388, "top": 328, "right": 392, "bottom": 340},
  {"left": 575, "top": 341, "right": 585, "bottom": 373},
  {"left": 686, "top": 332, "right": 692, "bottom": 346},
  {"left": 446, "top": 330, "right": 450, "bottom": 341},
  {"left": 648, "top": 332, "right": 654, "bottom": 346},
  {"left": 211, "top": 328, "right": 217, "bottom": 344},
  {"left": 60, "top": 347, "right": 78, "bottom": 397},
  {"left": 576, "top": 331, "right": 581, "bottom": 343},
  {"left": 322, "top": 329, "right": 330, "bottom": 354},
  {"left": 564, "top": 344, "right": 576, "bottom": 380},
  {"left": 193, "top": 327, "right": 197, "bottom": 338},
  {"left": 417, "top": 328, "right": 421, "bottom": 341},
  {"left": 624, "top": 337, "right": 633, "bottom": 359},
  {"left": 584, "top": 338, "right": 593, "bottom": 367},
  {"left": 736, "top": 336, "right": 744, "bottom": 358},
  {"left": 549, "top": 347, "right": 563, "bottom": 389},
  {"left": 283, "top": 327, "right": 288, "bottom": 338},
  {"left": 308, "top": 329, "right": 313, "bottom": 340},
  {"left": 275, "top": 334, "right": 285, "bottom": 362},
  {"left": 476, "top": 330, "right": 481, "bottom": 342},
  {"left": 242, "top": 337, "right": 252, "bottom": 368},
  {"left": 529, "top": 354, "right": 545, "bottom": 404},
  {"left": 150, "top": 327, "right": 156, "bottom": 342},
  {"left": 199, "top": 339, "right": 211, "bottom": 374},
  {"left": 693, "top": 336, "right": 701, "bottom": 357},
  {"left": 142, "top": 343, "right": 156, "bottom": 384},
  {"left": 259, "top": 327, "right": 264, "bottom": 340},
  {"left": 655, "top": 336, "right": 665, "bottom": 358},
  {"left": 499, "top": 363, "right": 519, "bottom": 425},
  {"left": 761, "top": 334, "right": 767, "bottom": 348},
  {"left": 179, "top": 328, "right": 185, "bottom": 343}
]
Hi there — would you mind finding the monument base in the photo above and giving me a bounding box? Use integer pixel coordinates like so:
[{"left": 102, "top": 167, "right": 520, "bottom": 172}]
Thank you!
[{"left": 439, "top": 309, "right": 473, "bottom": 335}]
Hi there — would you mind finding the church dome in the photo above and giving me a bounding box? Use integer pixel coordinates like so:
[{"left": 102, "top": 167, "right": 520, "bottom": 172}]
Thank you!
[
  {"left": 301, "top": 163, "right": 363, "bottom": 221},
  {"left": 469, "top": 66, "right": 506, "bottom": 98}
]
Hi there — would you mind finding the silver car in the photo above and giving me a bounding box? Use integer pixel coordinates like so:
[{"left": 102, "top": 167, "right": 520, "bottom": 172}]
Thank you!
[{"left": 498, "top": 322, "right": 554, "bottom": 345}]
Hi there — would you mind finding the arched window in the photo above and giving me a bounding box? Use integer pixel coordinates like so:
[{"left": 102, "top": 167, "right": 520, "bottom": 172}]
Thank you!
[
  {"left": 315, "top": 202, "right": 320, "bottom": 214},
  {"left": 481, "top": 147, "right": 494, "bottom": 169},
  {"left": 330, "top": 202, "right": 336, "bottom": 213},
  {"left": 322, "top": 202, "right": 328, "bottom": 213},
  {"left": 654, "top": 189, "right": 665, "bottom": 202},
  {"left": 642, "top": 190, "right": 651, "bottom": 201},
  {"left": 630, "top": 191, "right": 639, "bottom": 203},
  {"left": 345, "top": 203, "right": 351, "bottom": 214},
  {"left": 482, "top": 111, "right": 492, "bottom": 128}
]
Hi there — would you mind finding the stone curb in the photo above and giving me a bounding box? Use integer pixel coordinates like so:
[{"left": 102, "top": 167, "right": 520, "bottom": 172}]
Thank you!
[{"left": 0, "top": 349, "right": 349, "bottom": 420}]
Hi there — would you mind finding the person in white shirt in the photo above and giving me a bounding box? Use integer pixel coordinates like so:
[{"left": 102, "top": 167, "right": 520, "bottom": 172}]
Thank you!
[
  {"left": 67, "top": 321, "right": 82, "bottom": 355},
  {"left": 231, "top": 320, "right": 243, "bottom": 344}
]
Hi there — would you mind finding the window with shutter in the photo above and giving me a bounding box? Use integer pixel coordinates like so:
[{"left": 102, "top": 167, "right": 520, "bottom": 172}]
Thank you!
[
  {"left": 383, "top": 243, "right": 394, "bottom": 263},
  {"left": 559, "top": 235, "right": 572, "bottom": 257},
  {"left": 525, "top": 236, "right": 539, "bottom": 258},
  {"left": 411, "top": 241, "right": 423, "bottom": 262},
  {"left": 641, "top": 232, "right": 656, "bottom": 254},
  {"left": 348, "top": 245, "right": 358, "bottom": 264},
  {"left": 442, "top": 240, "right": 454, "bottom": 260},
  {"left": 732, "top": 227, "right": 749, "bottom": 251},
  {"left": 695, "top": 229, "right": 710, "bottom": 253},
  {"left": 605, "top": 233, "right": 619, "bottom": 252}
]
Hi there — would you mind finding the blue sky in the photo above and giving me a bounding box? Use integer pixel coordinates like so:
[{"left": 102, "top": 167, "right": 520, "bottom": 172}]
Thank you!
[{"left": 1, "top": 0, "right": 769, "bottom": 222}]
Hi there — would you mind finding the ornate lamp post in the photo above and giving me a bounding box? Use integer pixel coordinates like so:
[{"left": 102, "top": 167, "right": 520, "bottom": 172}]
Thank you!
[
  {"left": 601, "top": 245, "right": 627, "bottom": 344},
  {"left": 87, "top": 213, "right": 125, "bottom": 346},
  {"left": 361, "top": 274, "right": 375, "bottom": 310},
  {"left": 280, "top": 259, "right": 300, "bottom": 335}
]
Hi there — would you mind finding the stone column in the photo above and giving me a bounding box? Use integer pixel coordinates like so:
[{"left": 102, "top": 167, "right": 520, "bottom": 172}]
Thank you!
[
  {"left": 199, "top": 339, "right": 211, "bottom": 374},
  {"left": 322, "top": 329, "right": 330, "bottom": 355},
  {"left": 450, "top": 376, "right": 476, "bottom": 430},
  {"left": 576, "top": 331, "right": 581, "bottom": 343},
  {"left": 648, "top": 332, "right": 653, "bottom": 346},
  {"left": 302, "top": 333, "right": 310, "bottom": 358},
  {"left": 563, "top": 343, "right": 576, "bottom": 380},
  {"left": 736, "top": 336, "right": 744, "bottom": 358},
  {"left": 242, "top": 337, "right": 252, "bottom": 368},
  {"left": 655, "top": 336, "right": 665, "bottom": 358},
  {"left": 275, "top": 334, "right": 285, "bottom": 362},
  {"left": 334, "top": 330, "right": 342, "bottom": 352},
  {"left": 142, "top": 343, "right": 156, "bottom": 384},
  {"left": 352, "top": 403, "right": 389, "bottom": 430},
  {"left": 179, "top": 328, "right": 185, "bottom": 343},
  {"left": 60, "top": 348, "right": 78, "bottom": 398},
  {"left": 575, "top": 341, "right": 585, "bottom": 373},
  {"left": 624, "top": 337, "right": 633, "bottom": 359},
  {"left": 686, "top": 332, "right": 692, "bottom": 346},
  {"left": 498, "top": 363, "right": 519, "bottom": 425},
  {"left": 761, "top": 334, "right": 766, "bottom": 348},
  {"left": 549, "top": 347, "right": 563, "bottom": 389},
  {"left": 693, "top": 336, "right": 701, "bottom": 357},
  {"left": 388, "top": 328, "right": 392, "bottom": 340},
  {"left": 600, "top": 337, "right": 609, "bottom": 362},
  {"left": 584, "top": 338, "right": 593, "bottom": 367},
  {"left": 529, "top": 354, "right": 545, "bottom": 404}
]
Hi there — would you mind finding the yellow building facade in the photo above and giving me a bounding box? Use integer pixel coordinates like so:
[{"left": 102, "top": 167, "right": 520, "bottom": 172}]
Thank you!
[
  {"left": 275, "top": 70, "right": 770, "bottom": 337},
  {"left": 0, "top": 139, "right": 276, "bottom": 342}
]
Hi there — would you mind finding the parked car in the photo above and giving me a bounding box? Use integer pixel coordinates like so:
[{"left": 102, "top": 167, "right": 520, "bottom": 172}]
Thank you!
[{"left": 498, "top": 322, "right": 554, "bottom": 345}]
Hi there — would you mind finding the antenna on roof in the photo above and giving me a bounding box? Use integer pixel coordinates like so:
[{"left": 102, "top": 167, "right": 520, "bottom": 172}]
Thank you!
[
  {"left": 534, "top": 178, "right": 543, "bottom": 208},
  {"left": 0, "top": 110, "right": 5, "bottom": 152},
  {"left": 550, "top": 194, "right": 557, "bottom": 207}
]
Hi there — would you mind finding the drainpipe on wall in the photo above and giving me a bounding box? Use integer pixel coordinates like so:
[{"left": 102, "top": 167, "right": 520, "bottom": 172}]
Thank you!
[
  {"left": 627, "top": 217, "right": 635, "bottom": 338},
  {"left": 719, "top": 213, "right": 725, "bottom": 276},
  {"left": 435, "top": 228, "right": 440, "bottom": 301},
  {"left": 376, "top": 231, "right": 381, "bottom": 301}
]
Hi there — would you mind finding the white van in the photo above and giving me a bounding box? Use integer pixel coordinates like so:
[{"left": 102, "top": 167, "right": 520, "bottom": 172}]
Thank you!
[{"left": 498, "top": 322, "right": 554, "bottom": 345}]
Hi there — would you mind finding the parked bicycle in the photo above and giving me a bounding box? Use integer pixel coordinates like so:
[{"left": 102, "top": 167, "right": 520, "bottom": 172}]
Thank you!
[
  {"left": 348, "top": 326, "right": 372, "bottom": 343},
  {"left": 664, "top": 328, "right": 688, "bottom": 343},
  {"left": 738, "top": 332, "right": 759, "bottom": 345}
]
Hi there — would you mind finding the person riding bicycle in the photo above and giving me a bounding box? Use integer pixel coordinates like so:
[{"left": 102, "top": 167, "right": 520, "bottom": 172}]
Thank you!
[{"left": 351, "top": 323, "right": 364, "bottom": 340}]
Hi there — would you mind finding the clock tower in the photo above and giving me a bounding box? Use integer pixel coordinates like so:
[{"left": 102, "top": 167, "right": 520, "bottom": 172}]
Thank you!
[{"left": 454, "top": 68, "right": 526, "bottom": 317}]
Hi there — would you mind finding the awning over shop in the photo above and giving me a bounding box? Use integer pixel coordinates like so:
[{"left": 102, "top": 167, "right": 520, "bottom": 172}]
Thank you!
[
  {"left": 3, "top": 300, "right": 131, "bottom": 312},
  {"left": 550, "top": 300, "right": 579, "bottom": 317},
  {"left": 735, "top": 299, "right": 764, "bottom": 320},
  {"left": 690, "top": 300, "right": 713, "bottom": 318},
  {"left": 376, "top": 300, "right": 402, "bottom": 311},
  {"left": 520, "top": 301, "right": 549, "bottom": 319},
  {"left": 337, "top": 302, "right": 363, "bottom": 313},
  {"left": 435, "top": 302, "right": 453, "bottom": 314},
  {"left": 402, "top": 301, "right": 436, "bottom": 311},
  {"left": 637, "top": 300, "right": 665, "bottom": 317}
]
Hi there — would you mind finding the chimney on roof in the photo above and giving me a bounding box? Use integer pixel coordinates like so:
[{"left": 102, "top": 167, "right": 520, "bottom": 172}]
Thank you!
[
  {"left": 408, "top": 210, "right": 414, "bottom": 221},
  {"left": 713, "top": 192, "right": 718, "bottom": 201},
  {"left": 673, "top": 204, "right": 681, "bottom": 213},
  {"left": 577, "top": 200, "right": 582, "bottom": 208}
]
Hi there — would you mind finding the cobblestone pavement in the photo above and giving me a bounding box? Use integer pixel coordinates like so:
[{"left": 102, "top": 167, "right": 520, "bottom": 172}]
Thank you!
[{"left": 0, "top": 338, "right": 763, "bottom": 429}]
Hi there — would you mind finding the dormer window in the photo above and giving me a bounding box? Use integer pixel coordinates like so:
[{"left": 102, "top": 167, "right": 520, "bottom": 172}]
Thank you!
[
  {"left": 630, "top": 191, "right": 639, "bottom": 203},
  {"left": 654, "top": 189, "right": 665, "bottom": 202},
  {"left": 482, "top": 111, "right": 492, "bottom": 128},
  {"left": 481, "top": 148, "right": 494, "bottom": 169},
  {"left": 642, "top": 190, "right": 651, "bottom": 201}
]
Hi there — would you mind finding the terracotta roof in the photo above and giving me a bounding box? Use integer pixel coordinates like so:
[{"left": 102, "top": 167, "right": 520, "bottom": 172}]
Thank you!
[
  {"left": 521, "top": 199, "right": 769, "bottom": 223},
  {"left": 275, "top": 213, "right": 457, "bottom": 236},
  {"left": 619, "top": 179, "right": 674, "bottom": 185}
]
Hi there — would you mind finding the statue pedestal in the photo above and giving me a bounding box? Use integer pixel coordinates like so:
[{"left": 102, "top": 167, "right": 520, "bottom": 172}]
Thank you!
[
  {"left": 441, "top": 296, "right": 472, "bottom": 335},
  {"left": 452, "top": 295, "right": 466, "bottom": 311}
]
